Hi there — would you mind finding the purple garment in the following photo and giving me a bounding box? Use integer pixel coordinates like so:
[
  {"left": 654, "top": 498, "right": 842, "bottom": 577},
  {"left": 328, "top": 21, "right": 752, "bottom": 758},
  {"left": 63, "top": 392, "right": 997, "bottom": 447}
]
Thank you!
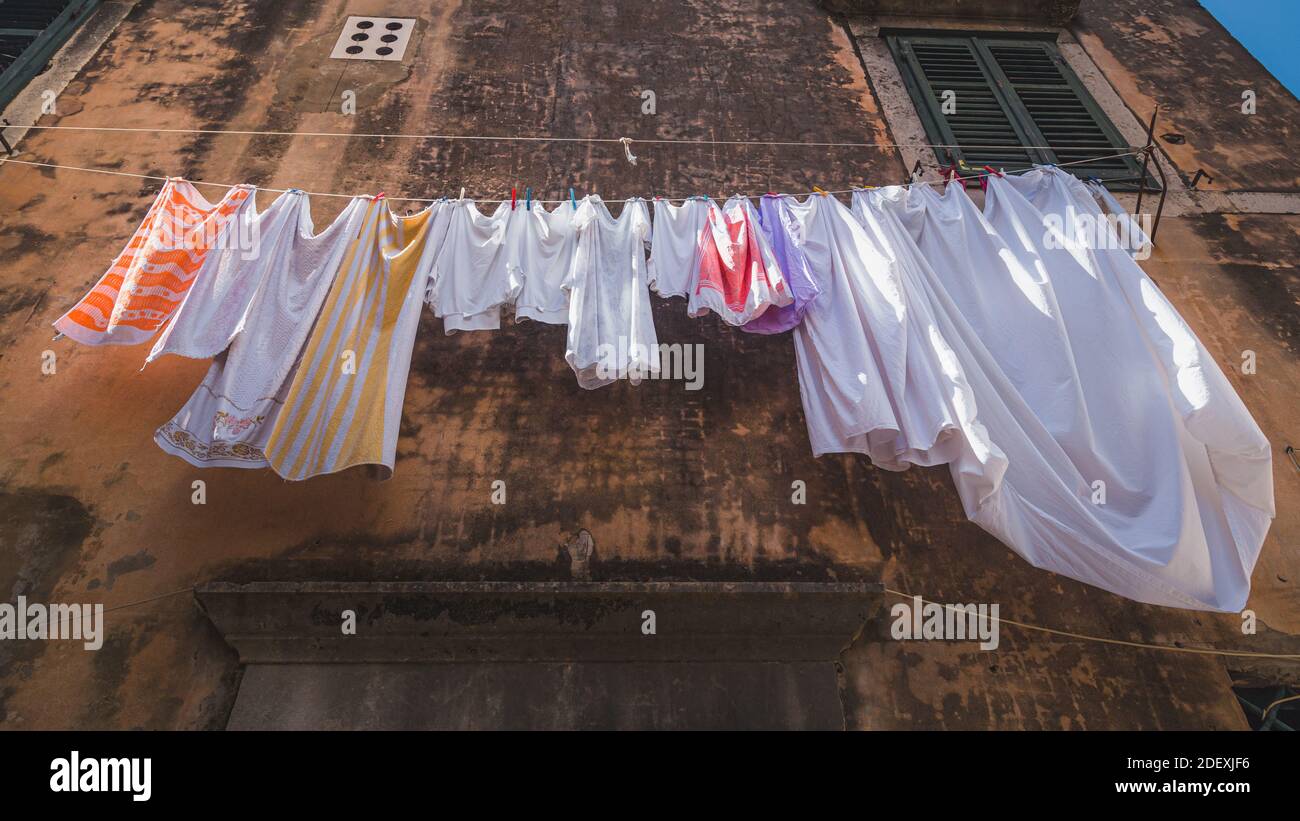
[{"left": 741, "top": 194, "right": 822, "bottom": 334}]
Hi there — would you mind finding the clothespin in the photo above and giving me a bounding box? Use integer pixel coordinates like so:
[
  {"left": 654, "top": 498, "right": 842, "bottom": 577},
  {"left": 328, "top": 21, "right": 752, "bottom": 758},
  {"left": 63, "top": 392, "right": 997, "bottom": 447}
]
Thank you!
[
  {"left": 813, "top": 186, "right": 828, "bottom": 197},
  {"left": 459, "top": 186, "right": 466, "bottom": 201},
  {"left": 525, "top": 187, "right": 532, "bottom": 211},
  {"left": 372, "top": 192, "right": 386, "bottom": 201},
  {"left": 978, "top": 164, "right": 1003, "bottom": 192},
  {"left": 570, "top": 187, "right": 577, "bottom": 210},
  {"left": 511, "top": 187, "right": 517, "bottom": 210}
]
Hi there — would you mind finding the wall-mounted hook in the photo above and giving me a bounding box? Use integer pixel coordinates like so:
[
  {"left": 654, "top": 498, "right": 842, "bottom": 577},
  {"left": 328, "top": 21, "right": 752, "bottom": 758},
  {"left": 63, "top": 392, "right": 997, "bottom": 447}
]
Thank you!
[{"left": 1189, "top": 169, "right": 1213, "bottom": 190}]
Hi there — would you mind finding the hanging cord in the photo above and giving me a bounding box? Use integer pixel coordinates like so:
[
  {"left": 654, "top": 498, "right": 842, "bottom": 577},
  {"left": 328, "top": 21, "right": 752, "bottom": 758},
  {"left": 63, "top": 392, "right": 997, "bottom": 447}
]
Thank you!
[
  {"left": 618, "top": 136, "right": 637, "bottom": 165},
  {"left": 0, "top": 150, "right": 1143, "bottom": 204},
  {"left": 5, "top": 122, "right": 1145, "bottom": 152}
]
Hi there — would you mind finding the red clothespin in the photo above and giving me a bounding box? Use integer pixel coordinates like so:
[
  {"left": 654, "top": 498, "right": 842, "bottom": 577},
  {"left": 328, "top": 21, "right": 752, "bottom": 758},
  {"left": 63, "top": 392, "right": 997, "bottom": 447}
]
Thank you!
[
  {"left": 978, "top": 165, "right": 1003, "bottom": 192},
  {"left": 511, "top": 187, "right": 517, "bottom": 210},
  {"left": 373, "top": 192, "right": 386, "bottom": 200}
]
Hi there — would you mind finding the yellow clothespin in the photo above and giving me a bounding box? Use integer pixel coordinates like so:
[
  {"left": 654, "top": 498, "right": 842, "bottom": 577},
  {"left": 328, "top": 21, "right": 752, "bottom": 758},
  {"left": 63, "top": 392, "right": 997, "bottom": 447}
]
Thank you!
[{"left": 813, "top": 186, "right": 828, "bottom": 197}]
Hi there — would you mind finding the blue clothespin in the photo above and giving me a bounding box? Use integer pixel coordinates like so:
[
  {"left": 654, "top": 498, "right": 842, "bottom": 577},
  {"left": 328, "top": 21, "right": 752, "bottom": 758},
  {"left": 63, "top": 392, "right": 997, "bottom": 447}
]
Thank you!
[
  {"left": 525, "top": 187, "right": 532, "bottom": 211},
  {"left": 569, "top": 187, "right": 577, "bottom": 210}
]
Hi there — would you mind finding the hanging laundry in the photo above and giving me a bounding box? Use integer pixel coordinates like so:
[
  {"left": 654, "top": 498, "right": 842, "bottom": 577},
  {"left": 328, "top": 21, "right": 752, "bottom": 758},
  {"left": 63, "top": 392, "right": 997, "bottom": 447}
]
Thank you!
[
  {"left": 53, "top": 179, "right": 254, "bottom": 346},
  {"left": 263, "top": 198, "right": 452, "bottom": 481},
  {"left": 426, "top": 199, "right": 515, "bottom": 333},
  {"left": 740, "top": 194, "right": 823, "bottom": 334},
  {"left": 1085, "top": 178, "right": 1152, "bottom": 258},
  {"left": 982, "top": 168, "right": 1270, "bottom": 610},
  {"left": 789, "top": 191, "right": 1003, "bottom": 485},
  {"left": 647, "top": 196, "right": 710, "bottom": 299},
  {"left": 687, "top": 196, "right": 790, "bottom": 325},
  {"left": 824, "top": 167, "right": 1273, "bottom": 611},
  {"left": 146, "top": 188, "right": 305, "bottom": 364},
  {"left": 154, "top": 194, "right": 368, "bottom": 469},
  {"left": 506, "top": 202, "right": 578, "bottom": 325},
  {"left": 564, "top": 196, "right": 659, "bottom": 389}
]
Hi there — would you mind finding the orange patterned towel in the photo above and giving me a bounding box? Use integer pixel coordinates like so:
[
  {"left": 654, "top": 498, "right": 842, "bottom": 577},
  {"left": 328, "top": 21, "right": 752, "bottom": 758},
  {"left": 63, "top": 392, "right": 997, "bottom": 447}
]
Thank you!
[{"left": 53, "top": 179, "right": 254, "bottom": 346}]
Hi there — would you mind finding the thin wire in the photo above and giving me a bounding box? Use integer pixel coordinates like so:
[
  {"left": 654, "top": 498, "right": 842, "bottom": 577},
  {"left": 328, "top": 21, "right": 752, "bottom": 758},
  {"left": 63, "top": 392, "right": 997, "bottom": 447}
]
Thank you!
[
  {"left": 103, "top": 586, "right": 196, "bottom": 614},
  {"left": 882, "top": 588, "right": 1300, "bottom": 660},
  {"left": 0, "top": 149, "right": 1146, "bottom": 204},
  {"left": 6, "top": 122, "right": 1145, "bottom": 152}
]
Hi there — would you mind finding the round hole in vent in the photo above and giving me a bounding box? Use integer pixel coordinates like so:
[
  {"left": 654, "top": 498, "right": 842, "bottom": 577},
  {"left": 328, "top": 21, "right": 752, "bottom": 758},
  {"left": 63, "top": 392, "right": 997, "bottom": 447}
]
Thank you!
[
  {"left": 356, "top": 20, "right": 374, "bottom": 29},
  {"left": 386, "top": 21, "right": 404, "bottom": 30},
  {"left": 376, "top": 46, "right": 394, "bottom": 56},
  {"left": 345, "top": 45, "right": 364, "bottom": 54},
  {"left": 381, "top": 34, "right": 398, "bottom": 42},
  {"left": 351, "top": 32, "right": 369, "bottom": 41}
]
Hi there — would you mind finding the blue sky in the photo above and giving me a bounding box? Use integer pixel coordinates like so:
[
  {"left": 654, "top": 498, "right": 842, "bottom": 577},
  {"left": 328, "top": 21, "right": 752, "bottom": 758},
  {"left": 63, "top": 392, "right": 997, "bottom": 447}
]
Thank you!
[{"left": 1201, "top": 0, "right": 1300, "bottom": 97}]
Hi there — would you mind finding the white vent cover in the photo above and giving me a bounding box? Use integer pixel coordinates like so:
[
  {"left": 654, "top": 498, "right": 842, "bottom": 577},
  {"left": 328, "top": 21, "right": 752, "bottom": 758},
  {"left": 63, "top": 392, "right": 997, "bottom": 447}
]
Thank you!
[{"left": 330, "top": 17, "right": 415, "bottom": 61}]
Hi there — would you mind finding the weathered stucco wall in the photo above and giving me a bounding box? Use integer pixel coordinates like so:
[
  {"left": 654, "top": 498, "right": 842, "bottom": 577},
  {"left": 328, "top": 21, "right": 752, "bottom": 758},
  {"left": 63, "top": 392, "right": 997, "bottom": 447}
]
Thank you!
[{"left": 0, "top": 0, "right": 1295, "bottom": 729}]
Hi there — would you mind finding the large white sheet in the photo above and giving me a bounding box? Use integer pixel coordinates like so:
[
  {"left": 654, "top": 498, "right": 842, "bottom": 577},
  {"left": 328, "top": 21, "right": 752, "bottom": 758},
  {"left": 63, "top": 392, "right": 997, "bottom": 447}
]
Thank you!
[{"left": 791, "top": 167, "right": 1271, "bottom": 610}]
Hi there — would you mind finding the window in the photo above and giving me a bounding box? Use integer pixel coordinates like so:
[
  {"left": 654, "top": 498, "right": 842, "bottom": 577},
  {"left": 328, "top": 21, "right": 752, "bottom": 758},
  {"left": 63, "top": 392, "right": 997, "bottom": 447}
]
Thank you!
[{"left": 886, "top": 31, "right": 1152, "bottom": 189}]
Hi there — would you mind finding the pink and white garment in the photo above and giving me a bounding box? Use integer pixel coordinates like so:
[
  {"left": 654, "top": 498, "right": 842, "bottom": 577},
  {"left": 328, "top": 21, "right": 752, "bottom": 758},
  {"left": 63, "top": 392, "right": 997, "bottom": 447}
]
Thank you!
[
  {"left": 146, "top": 188, "right": 305, "bottom": 364},
  {"left": 686, "top": 196, "right": 791, "bottom": 325},
  {"left": 154, "top": 195, "right": 369, "bottom": 469},
  {"left": 647, "top": 196, "right": 710, "bottom": 299},
  {"left": 564, "top": 196, "right": 659, "bottom": 389}
]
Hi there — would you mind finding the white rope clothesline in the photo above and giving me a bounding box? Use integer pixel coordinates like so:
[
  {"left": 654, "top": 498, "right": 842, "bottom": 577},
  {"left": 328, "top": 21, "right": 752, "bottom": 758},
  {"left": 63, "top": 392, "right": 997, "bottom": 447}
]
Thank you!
[
  {"left": 0, "top": 149, "right": 1147, "bottom": 205},
  {"left": 5, "top": 123, "right": 1147, "bottom": 153}
]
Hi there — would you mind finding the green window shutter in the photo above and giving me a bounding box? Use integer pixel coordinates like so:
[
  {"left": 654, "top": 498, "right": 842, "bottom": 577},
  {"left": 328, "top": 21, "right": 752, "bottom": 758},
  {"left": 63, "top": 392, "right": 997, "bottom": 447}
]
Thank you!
[{"left": 886, "top": 32, "right": 1151, "bottom": 190}]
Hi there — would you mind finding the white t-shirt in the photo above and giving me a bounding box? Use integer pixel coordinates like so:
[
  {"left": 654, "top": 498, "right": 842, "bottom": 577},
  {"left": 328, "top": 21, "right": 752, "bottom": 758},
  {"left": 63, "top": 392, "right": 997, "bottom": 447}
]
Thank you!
[
  {"left": 511, "top": 203, "right": 578, "bottom": 325},
  {"left": 427, "top": 199, "right": 515, "bottom": 333},
  {"left": 647, "top": 197, "right": 709, "bottom": 298},
  {"left": 564, "top": 196, "right": 659, "bottom": 389}
]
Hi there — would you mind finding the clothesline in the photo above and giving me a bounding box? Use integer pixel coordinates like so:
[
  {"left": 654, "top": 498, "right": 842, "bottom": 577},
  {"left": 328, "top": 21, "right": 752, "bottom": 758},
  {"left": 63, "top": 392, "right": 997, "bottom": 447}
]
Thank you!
[
  {"left": 0, "top": 149, "right": 1146, "bottom": 204},
  {"left": 44, "top": 162, "right": 1274, "bottom": 612},
  {"left": 6, "top": 122, "right": 1147, "bottom": 152}
]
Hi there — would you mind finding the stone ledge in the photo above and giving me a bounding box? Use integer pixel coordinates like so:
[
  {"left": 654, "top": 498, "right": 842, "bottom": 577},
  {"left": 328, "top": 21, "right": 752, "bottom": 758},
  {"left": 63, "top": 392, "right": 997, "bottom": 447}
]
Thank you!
[
  {"left": 196, "top": 580, "right": 883, "bottom": 664},
  {"left": 821, "top": 0, "right": 1080, "bottom": 26}
]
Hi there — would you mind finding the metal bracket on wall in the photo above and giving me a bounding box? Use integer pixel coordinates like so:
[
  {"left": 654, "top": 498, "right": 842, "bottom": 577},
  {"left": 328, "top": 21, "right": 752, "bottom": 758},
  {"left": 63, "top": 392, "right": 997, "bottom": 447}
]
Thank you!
[
  {"left": 1189, "top": 169, "right": 1213, "bottom": 190},
  {"left": 0, "top": 119, "right": 12, "bottom": 156},
  {"left": 1133, "top": 106, "right": 1169, "bottom": 244}
]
